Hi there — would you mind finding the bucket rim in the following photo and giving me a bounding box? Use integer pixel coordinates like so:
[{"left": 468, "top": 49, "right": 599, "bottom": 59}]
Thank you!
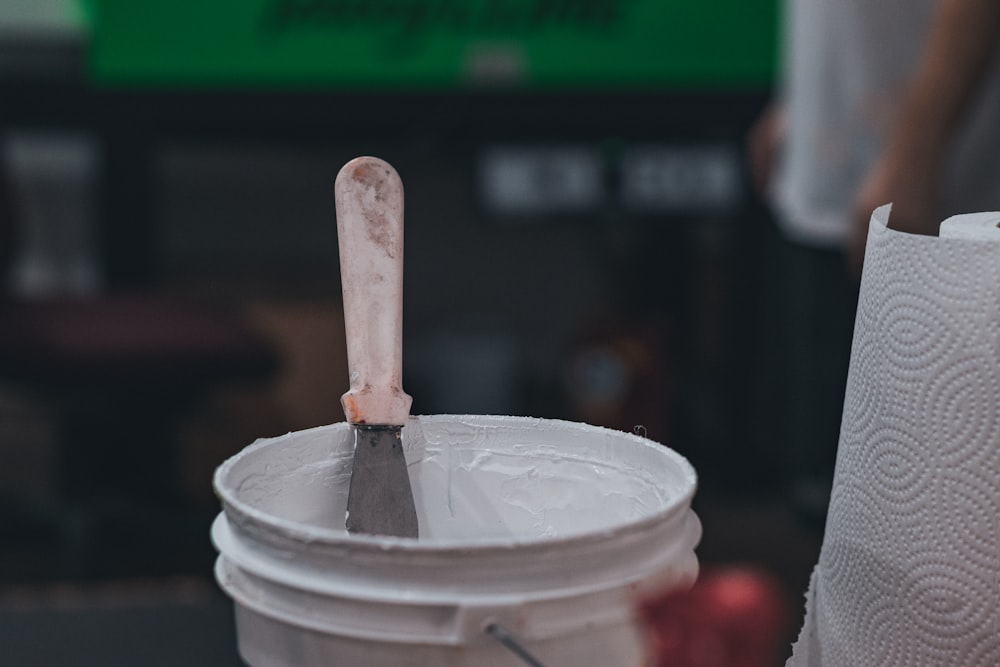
[{"left": 213, "top": 414, "right": 698, "bottom": 554}]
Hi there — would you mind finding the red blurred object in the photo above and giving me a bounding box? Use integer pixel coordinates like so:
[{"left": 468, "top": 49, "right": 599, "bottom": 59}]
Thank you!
[{"left": 637, "top": 567, "right": 789, "bottom": 667}]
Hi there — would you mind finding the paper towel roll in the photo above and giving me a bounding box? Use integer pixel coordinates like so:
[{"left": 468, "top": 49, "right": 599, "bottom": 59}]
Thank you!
[{"left": 788, "top": 205, "right": 1000, "bottom": 667}]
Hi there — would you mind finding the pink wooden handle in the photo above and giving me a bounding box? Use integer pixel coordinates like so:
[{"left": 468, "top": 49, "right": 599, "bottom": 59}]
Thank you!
[{"left": 335, "top": 156, "right": 412, "bottom": 425}]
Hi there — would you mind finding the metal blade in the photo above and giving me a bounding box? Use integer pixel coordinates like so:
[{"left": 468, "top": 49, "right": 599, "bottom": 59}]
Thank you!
[{"left": 346, "top": 425, "right": 419, "bottom": 538}]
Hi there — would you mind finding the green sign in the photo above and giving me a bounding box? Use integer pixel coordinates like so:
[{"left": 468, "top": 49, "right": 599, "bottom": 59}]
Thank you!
[{"left": 89, "top": 0, "right": 778, "bottom": 88}]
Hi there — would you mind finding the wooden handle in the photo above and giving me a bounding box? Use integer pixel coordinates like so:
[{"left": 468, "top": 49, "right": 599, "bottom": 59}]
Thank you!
[{"left": 335, "top": 156, "right": 412, "bottom": 425}]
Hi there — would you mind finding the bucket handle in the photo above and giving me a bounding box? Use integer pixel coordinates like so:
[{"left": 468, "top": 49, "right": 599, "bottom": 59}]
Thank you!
[{"left": 484, "top": 621, "right": 549, "bottom": 667}]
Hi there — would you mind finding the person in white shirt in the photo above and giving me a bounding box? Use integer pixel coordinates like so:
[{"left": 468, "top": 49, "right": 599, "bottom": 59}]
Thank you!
[{"left": 748, "top": 0, "right": 1000, "bottom": 523}]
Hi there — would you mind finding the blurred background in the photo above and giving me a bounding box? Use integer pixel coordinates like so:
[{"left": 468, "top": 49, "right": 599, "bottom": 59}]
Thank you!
[{"left": 0, "top": 0, "right": 820, "bottom": 664}]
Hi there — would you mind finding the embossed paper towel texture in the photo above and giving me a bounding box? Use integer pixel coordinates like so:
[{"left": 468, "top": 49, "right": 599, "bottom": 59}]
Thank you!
[{"left": 788, "top": 205, "right": 1000, "bottom": 667}]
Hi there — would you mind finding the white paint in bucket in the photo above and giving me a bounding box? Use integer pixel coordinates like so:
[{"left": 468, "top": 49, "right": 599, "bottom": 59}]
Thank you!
[{"left": 213, "top": 415, "right": 700, "bottom": 667}]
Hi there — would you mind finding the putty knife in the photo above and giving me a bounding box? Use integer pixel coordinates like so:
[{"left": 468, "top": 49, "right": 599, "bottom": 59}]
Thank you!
[{"left": 335, "top": 156, "right": 418, "bottom": 538}]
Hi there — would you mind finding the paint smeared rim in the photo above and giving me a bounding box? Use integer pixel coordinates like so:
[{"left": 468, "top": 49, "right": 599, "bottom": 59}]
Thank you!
[{"left": 214, "top": 414, "right": 698, "bottom": 555}]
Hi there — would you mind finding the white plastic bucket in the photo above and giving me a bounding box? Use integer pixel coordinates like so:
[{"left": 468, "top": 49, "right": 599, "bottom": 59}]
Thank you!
[{"left": 212, "top": 415, "right": 700, "bottom": 667}]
